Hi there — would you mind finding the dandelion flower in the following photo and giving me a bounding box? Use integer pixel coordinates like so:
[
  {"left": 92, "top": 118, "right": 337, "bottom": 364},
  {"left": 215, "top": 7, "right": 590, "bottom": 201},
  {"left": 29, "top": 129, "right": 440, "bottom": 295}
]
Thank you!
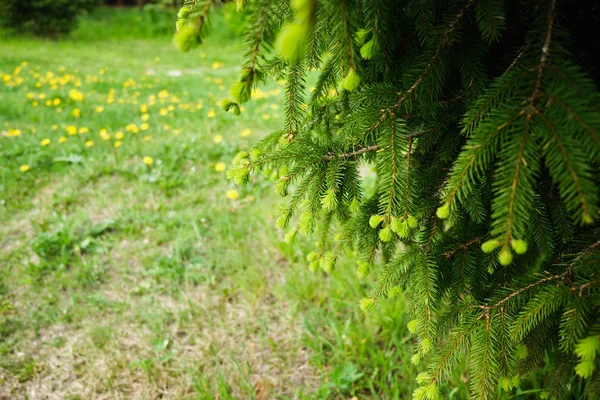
[
  {"left": 59, "top": 137, "right": 67, "bottom": 143},
  {"left": 140, "top": 104, "right": 148, "bottom": 113},
  {"left": 85, "top": 140, "right": 94, "bottom": 147},
  {"left": 159, "top": 108, "right": 168, "bottom": 116},
  {"left": 96, "top": 106, "right": 104, "bottom": 113},
  {"left": 51, "top": 124, "right": 58, "bottom": 130},
  {"left": 226, "top": 189, "right": 239, "bottom": 200},
  {"left": 213, "top": 134, "right": 223, "bottom": 143},
  {"left": 32, "top": 101, "right": 39, "bottom": 106},
  {"left": 143, "top": 156, "right": 153, "bottom": 165},
  {"left": 262, "top": 114, "right": 270, "bottom": 120},
  {"left": 40, "top": 138, "right": 51, "bottom": 146},
  {"left": 53, "top": 98, "right": 61, "bottom": 106},
  {"left": 72, "top": 108, "right": 81, "bottom": 118},
  {"left": 207, "top": 109, "right": 216, "bottom": 118},
  {"left": 69, "top": 89, "right": 83, "bottom": 101},
  {"left": 214, "top": 162, "right": 226, "bottom": 172},
  {"left": 114, "top": 141, "right": 122, "bottom": 148},
  {"left": 173, "top": 129, "right": 180, "bottom": 135},
  {"left": 143, "top": 136, "right": 151, "bottom": 141},
  {"left": 115, "top": 131, "right": 124, "bottom": 140},
  {"left": 141, "top": 113, "right": 150, "bottom": 121},
  {"left": 66, "top": 125, "right": 77, "bottom": 135},
  {"left": 79, "top": 127, "right": 89, "bottom": 134},
  {"left": 140, "top": 123, "right": 149, "bottom": 131},
  {"left": 20, "top": 164, "right": 30, "bottom": 172},
  {"left": 240, "top": 128, "right": 251, "bottom": 137},
  {"left": 158, "top": 90, "right": 169, "bottom": 99}
]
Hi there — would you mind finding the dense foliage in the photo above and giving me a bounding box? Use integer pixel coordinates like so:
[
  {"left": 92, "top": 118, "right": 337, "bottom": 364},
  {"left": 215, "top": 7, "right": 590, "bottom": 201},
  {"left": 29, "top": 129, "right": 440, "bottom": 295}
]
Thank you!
[
  {"left": 176, "top": 0, "right": 600, "bottom": 398},
  {"left": 0, "top": 0, "right": 99, "bottom": 35}
]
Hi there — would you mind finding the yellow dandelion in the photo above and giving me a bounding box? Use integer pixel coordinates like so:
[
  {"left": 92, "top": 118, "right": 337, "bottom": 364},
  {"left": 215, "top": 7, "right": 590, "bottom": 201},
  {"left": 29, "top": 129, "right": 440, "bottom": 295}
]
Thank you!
[
  {"left": 66, "top": 125, "right": 77, "bottom": 135},
  {"left": 45, "top": 100, "right": 52, "bottom": 106},
  {"left": 211, "top": 62, "right": 223, "bottom": 70},
  {"left": 79, "top": 127, "right": 89, "bottom": 134},
  {"left": 59, "top": 137, "right": 67, "bottom": 143},
  {"left": 32, "top": 101, "right": 39, "bottom": 106},
  {"left": 213, "top": 134, "right": 223, "bottom": 143},
  {"left": 226, "top": 189, "right": 239, "bottom": 200},
  {"left": 262, "top": 114, "right": 270, "bottom": 120},
  {"left": 143, "top": 156, "right": 153, "bottom": 165},
  {"left": 270, "top": 104, "right": 279, "bottom": 110},
  {"left": 141, "top": 113, "right": 149, "bottom": 121},
  {"left": 214, "top": 162, "right": 226, "bottom": 172},
  {"left": 143, "top": 135, "right": 151, "bottom": 141},
  {"left": 53, "top": 98, "right": 61, "bottom": 106},
  {"left": 85, "top": 140, "right": 94, "bottom": 147},
  {"left": 173, "top": 129, "right": 180, "bottom": 135},
  {"left": 40, "top": 138, "right": 51, "bottom": 146},
  {"left": 207, "top": 109, "right": 216, "bottom": 118},
  {"left": 26, "top": 93, "right": 35, "bottom": 99},
  {"left": 96, "top": 106, "right": 104, "bottom": 113},
  {"left": 72, "top": 108, "right": 81, "bottom": 118},
  {"left": 159, "top": 108, "right": 168, "bottom": 116},
  {"left": 114, "top": 140, "right": 122, "bottom": 148},
  {"left": 140, "top": 104, "right": 148, "bottom": 113},
  {"left": 140, "top": 123, "right": 149, "bottom": 131},
  {"left": 167, "top": 105, "right": 174, "bottom": 111},
  {"left": 114, "top": 131, "right": 124, "bottom": 140},
  {"left": 240, "top": 128, "right": 251, "bottom": 137},
  {"left": 69, "top": 89, "right": 83, "bottom": 101},
  {"left": 20, "top": 164, "right": 30, "bottom": 172},
  {"left": 52, "top": 124, "right": 58, "bottom": 130},
  {"left": 21, "top": 61, "right": 28, "bottom": 67},
  {"left": 158, "top": 90, "right": 169, "bottom": 99}
]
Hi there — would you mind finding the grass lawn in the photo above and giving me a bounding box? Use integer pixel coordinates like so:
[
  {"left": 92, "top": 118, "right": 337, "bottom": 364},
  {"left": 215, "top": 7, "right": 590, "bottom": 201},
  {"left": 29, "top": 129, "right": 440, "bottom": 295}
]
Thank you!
[{"left": 0, "top": 8, "right": 459, "bottom": 400}]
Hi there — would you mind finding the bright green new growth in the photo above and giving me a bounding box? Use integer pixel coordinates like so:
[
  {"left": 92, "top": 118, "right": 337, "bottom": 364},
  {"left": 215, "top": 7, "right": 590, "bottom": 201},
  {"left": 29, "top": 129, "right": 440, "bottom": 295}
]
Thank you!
[{"left": 178, "top": 0, "right": 600, "bottom": 398}]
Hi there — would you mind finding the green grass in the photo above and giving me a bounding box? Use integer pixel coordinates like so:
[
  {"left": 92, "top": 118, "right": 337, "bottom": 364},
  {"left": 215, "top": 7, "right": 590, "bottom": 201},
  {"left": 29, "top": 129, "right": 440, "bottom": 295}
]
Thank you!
[{"left": 0, "top": 7, "right": 548, "bottom": 400}]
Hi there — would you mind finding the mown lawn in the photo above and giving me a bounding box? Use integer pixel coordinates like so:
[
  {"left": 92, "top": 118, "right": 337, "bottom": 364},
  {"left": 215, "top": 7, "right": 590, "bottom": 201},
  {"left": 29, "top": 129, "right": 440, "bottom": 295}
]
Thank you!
[{"left": 0, "top": 8, "right": 456, "bottom": 400}]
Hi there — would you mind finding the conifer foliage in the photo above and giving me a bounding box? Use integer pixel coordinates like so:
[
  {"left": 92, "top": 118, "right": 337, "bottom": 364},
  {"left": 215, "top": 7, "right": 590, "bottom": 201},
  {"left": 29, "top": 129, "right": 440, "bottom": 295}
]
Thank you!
[{"left": 176, "top": 0, "right": 600, "bottom": 398}]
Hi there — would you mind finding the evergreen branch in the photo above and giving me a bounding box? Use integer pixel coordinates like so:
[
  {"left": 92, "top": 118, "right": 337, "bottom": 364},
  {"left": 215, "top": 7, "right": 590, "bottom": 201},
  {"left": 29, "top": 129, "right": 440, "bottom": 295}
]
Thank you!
[
  {"left": 242, "top": 0, "right": 271, "bottom": 89},
  {"left": 389, "top": 0, "right": 474, "bottom": 114},
  {"left": 285, "top": 60, "right": 306, "bottom": 141},
  {"left": 384, "top": 112, "right": 399, "bottom": 220},
  {"left": 340, "top": 0, "right": 355, "bottom": 70},
  {"left": 502, "top": 128, "right": 529, "bottom": 242},
  {"left": 403, "top": 136, "right": 413, "bottom": 218},
  {"left": 455, "top": 249, "right": 468, "bottom": 302},
  {"left": 547, "top": 95, "right": 600, "bottom": 147},
  {"left": 443, "top": 110, "right": 521, "bottom": 209},
  {"left": 429, "top": 312, "right": 483, "bottom": 383},
  {"left": 535, "top": 110, "right": 593, "bottom": 221},
  {"left": 530, "top": 0, "right": 556, "bottom": 107},
  {"left": 324, "top": 145, "right": 380, "bottom": 160},
  {"left": 443, "top": 236, "right": 486, "bottom": 259},
  {"left": 576, "top": 279, "right": 600, "bottom": 295}
]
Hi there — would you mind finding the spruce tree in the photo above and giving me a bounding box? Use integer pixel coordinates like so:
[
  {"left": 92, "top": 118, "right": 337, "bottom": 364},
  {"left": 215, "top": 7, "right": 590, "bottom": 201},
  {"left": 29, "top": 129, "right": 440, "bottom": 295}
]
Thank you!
[{"left": 175, "top": 0, "right": 600, "bottom": 398}]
